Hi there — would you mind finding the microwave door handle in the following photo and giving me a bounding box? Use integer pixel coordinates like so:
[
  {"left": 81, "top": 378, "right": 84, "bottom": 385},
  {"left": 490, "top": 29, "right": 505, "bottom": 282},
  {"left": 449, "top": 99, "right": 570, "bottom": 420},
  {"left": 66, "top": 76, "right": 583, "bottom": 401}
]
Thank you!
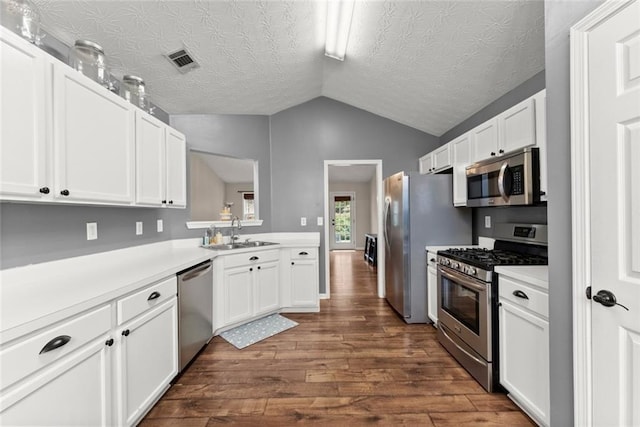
[
  {"left": 438, "top": 266, "right": 487, "bottom": 293},
  {"left": 498, "top": 162, "right": 510, "bottom": 202}
]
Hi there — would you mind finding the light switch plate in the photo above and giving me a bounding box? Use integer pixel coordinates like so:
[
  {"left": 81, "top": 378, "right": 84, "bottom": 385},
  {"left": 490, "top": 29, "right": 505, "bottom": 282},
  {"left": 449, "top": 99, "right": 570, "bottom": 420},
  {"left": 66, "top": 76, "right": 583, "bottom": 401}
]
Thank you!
[
  {"left": 86, "top": 222, "right": 97, "bottom": 240},
  {"left": 484, "top": 216, "right": 491, "bottom": 228},
  {"left": 300, "top": 217, "right": 307, "bottom": 226},
  {"left": 136, "top": 221, "right": 143, "bottom": 235},
  {"left": 157, "top": 219, "right": 163, "bottom": 233},
  {"left": 317, "top": 217, "right": 323, "bottom": 226}
]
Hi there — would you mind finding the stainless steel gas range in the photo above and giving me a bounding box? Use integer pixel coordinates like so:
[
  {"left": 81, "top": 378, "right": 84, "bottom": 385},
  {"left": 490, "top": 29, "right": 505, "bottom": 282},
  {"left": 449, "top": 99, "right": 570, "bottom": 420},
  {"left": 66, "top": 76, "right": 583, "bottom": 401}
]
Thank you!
[{"left": 436, "top": 223, "right": 548, "bottom": 392}]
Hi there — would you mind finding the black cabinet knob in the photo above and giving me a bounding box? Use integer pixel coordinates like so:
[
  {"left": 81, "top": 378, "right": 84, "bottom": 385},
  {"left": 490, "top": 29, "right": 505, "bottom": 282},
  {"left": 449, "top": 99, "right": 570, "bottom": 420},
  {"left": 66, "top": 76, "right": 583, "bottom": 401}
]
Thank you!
[
  {"left": 60, "top": 189, "right": 70, "bottom": 196},
  {"left": 169, "top": 200, "right": 174, "bottom": 205},
  {"left": 257, "top": 266, "right": 261, "bottom": 270},
  {"left": 39, "top": 187, "right": 50, "bottom": 194},
  {"left": 291, "top": 262, "right": 295, "bottom": 265},
  {"left": 490, "top": 152, "right": 496, "bottom": 156},
  {"left": 122, "top": 329, "right": 130, "bottom": 337},
  {"left": 249, "top": 268, "right": 253, "bottom": 272},
  {"left": 105, "top": 338, "right": 114, "bottom": 347},
  {"left": 162, "top": 200, "right": 167, "bottom": 204},
  {"left": 499, "top": 149, "right": 504, "bottom": 154}
]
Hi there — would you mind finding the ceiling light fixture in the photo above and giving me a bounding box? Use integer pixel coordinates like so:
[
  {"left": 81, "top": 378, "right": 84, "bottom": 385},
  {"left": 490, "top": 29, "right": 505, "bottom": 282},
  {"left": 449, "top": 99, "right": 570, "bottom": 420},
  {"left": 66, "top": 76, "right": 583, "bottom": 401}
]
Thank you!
[{"left": 324, "top": 0, "right": 355, "bottom": 61}]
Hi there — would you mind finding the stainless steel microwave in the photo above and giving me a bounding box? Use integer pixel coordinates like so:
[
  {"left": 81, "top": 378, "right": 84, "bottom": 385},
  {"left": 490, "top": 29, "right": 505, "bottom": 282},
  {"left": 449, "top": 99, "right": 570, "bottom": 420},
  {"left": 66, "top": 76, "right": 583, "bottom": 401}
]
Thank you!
[{"left": 465, "top": 147, "right": 540, "bottom": 207}]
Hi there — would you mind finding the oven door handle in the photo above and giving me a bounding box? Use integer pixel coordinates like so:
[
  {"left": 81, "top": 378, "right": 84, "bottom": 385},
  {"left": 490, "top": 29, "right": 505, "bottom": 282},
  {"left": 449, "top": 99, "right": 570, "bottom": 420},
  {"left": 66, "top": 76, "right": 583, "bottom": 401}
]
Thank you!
[
  {"left": 438, "top": 266, "right": 487, "bottom": 293},
  {"left": 440, "top": 325, "right": 488, "bottom": 367}
]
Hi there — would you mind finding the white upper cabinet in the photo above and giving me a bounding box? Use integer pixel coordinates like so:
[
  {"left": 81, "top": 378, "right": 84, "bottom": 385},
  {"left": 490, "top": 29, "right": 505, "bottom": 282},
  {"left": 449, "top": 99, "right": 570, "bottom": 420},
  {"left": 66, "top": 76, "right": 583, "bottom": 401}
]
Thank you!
[
  {"left": 432, "top": 143, "right": 452, "bottom": 173},
  {"left": 498, "top": 98, "right": 536, "bottom": 154},
  {"left": 471, "top": 118, "right": 499, "bottom": 162},
  {"left": 135, "top": 112, "right": 166, "bottom": 206},
  {"left": 451, "top": 133, "right": 471, "bottom": 206},
  {"left": 0, "top": 28, "right": 49, "bottom": 200},
  {"left": 165, "top": 128, "right": 187, "bottom": 208},
  {"left": 53, "top": 63, "right": 135, "bottom": 204},
  {"left": 418, "top": 152, "right": 433, "bottom": 174}
]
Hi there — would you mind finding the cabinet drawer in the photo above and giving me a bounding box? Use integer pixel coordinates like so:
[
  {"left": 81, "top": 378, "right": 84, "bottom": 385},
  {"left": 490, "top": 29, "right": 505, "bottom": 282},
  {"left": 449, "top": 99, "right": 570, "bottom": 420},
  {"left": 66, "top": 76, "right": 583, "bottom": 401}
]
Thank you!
[
  {"left": 0, "top": 305, "right": 111, "bottom": 391},
  {"left": 427, "top": 251, "right": 438, "bottom": 268},
  {"left": 291, "top": 248, "right": 317, "bottom": 260},
  {"left": 117, "top": 276, "right": 177, "bottom": 325},
  {"left": 224, "top": 250, "right": 279, "bottom": 269},
  {"left": 499, "top": 276, "right": 548, "bottom": 318}
]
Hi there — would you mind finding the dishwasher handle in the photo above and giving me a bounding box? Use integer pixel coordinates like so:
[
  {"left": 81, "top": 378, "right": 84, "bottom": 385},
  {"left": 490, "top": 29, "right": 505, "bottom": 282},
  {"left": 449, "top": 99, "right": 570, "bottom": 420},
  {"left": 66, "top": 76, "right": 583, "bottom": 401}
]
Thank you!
[{"left": 181, "top": 263, "right": 212, "bottom": 282}]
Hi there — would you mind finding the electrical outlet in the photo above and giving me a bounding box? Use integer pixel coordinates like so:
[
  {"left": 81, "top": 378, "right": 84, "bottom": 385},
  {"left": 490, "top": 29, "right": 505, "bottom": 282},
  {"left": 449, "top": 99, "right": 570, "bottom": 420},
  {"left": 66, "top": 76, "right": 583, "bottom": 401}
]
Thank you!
[
  {"left": 86, "top": 222, "right": 97, "bottom": 240},
  {"left": 317, "top": 217, "right": 323, "bottom": 226},
  {"left": 484, "top": 216, "right": 491, "bottom": 228},
  {"left": 157, "top": 219, "right": 163, "bottom": 233},
  {"left": 300, "top": 217, "right": 307, "bottom": 226},
  {"left": 136, "top": 221, "right": 143, "bottom": 235}
]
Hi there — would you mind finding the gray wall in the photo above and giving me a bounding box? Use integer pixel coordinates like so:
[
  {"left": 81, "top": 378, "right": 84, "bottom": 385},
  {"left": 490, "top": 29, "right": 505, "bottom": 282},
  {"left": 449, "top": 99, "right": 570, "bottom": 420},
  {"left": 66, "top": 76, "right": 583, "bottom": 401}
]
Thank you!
[
  {"left": 440, "top": 70, "right": 546, "bottom": 143},
  {"left": 270, "top": 97, "right": 440, "bottom": 293},
  {"left": 0, "top": 203, "right": 171, "bottom": 268},
  {"left": 473, "top": 206, "right": 548, "bottom": 241},
  {"left": 168, "top": 114, "right": 272, "bottom": 238},
  {"left": 545, "top": 1, "right": 603, "bottom": 426}
]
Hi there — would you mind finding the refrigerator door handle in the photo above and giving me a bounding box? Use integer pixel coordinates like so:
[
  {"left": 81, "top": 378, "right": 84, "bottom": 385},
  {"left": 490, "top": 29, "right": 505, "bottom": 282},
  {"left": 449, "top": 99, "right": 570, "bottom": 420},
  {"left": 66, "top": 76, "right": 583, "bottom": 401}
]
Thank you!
[{"left": 383, "top": 197, "right": 391, "bottom": 252}]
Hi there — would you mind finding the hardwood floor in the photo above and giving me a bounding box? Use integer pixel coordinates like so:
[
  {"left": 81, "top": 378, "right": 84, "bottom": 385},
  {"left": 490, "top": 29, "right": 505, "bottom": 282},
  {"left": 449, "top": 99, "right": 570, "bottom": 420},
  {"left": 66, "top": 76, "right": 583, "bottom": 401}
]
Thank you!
[{"left": 141, "top": 250, "right": 534, "bottom": 426}]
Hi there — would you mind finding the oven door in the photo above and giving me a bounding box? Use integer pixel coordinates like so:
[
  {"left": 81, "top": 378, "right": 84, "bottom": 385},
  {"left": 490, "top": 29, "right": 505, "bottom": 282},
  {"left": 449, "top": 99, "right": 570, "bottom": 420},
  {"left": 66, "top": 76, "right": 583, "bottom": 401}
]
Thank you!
[{"left": 437, "top": 265, "right": 492, "bottom": 360}]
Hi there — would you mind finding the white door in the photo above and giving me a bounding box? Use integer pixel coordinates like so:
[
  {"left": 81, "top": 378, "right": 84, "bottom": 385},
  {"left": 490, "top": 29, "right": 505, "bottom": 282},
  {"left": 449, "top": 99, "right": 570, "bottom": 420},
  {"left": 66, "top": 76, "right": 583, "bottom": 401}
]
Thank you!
[
  {"left": 329, "top": 192, "right": 356, "bottom": 250},
  {"left": 587, "top": 1, "right": 640, "bottom": 425}
]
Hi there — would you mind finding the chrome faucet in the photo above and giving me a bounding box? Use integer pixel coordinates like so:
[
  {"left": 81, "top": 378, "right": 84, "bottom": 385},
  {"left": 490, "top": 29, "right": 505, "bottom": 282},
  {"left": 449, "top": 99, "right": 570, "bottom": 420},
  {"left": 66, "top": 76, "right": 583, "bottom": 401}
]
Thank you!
[{"left": 231, "top": 216, "right": 242, "bottom": 242}]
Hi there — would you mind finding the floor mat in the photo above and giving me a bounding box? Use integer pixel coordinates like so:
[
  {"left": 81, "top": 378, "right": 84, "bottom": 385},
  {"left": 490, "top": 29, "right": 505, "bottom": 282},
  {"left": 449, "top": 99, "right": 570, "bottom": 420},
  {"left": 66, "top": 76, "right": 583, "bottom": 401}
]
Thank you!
[{"left": 219, "top": 313, "right": 298, "bottom": 349}]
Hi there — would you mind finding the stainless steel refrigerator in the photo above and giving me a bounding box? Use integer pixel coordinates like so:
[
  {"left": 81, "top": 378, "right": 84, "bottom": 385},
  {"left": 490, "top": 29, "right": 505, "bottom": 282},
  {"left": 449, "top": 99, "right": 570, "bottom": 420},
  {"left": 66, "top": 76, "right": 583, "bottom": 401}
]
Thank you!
[{"left": 383, "top": 171, "right": 472, "bottom": 323}]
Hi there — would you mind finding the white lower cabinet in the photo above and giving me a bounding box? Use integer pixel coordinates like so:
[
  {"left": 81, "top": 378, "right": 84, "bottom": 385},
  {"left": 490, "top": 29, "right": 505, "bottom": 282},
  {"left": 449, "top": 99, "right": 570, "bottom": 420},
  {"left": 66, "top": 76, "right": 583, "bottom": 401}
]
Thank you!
[
  {"left": 116, "top": 297, "right": 178, "bottom": 426},
  {"left": 0, "top": 276, "right": 179, "bottom": 427},
  {"left": 254, "top": 260, "right": 280, "bottom": 316},
  {"left": 426, "top": 251, "right": 439, "bottom": 324},
  {"left": 223, "top": 265, "right": 253, "bottom": 324},
  {"left": 498, "top": 270, "right": 549, "bottom": 427},
  {"left": 284, "top": 247, "right": 319, "bottom": 310}
]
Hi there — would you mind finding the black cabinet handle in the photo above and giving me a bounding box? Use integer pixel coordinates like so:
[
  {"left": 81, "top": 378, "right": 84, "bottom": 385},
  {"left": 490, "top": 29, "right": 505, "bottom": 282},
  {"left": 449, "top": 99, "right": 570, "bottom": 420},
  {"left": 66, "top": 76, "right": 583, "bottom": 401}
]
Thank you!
[
  {"left": 39, "top": 187, "right": 50, "bottom": 194},
  {"left": 249, "top": 267, "right": 253, "bottom": 272},
  {"left": 430, "top": 258, "right": 435, "bottom": 262},
  {"left": 257, "top": 266, "right": 261, "bottom": 270},
  {"left": 122, "top": 329, "right": 130, "bottom": 337},
  {"left": 291, "top": 262, "right": 295, "bottom": 265},
  {"left": 147, "top": 291, "right": 161, "bottom": 301},
  {"left": 299, "top": 251, "right": 309, "bottom": 256},
  {"left": 512, "top": 290, "right": 529, "bottom": 300},
  {"left": 249, "top": 256, "right": 259, "bottom": 261},
  {"left": 105, "top": 338, "right": 114, "bottom": 347},
  {"left": 39, "top": 335, "right": 71, "bottom": 354},
  {"left": 499, "top": 149, "right": 504, "bottom": 154},
  {"left": 162, "top": 199, "right": 167, "bottom": 204},
  {"left": 60, "top": 189, "right": 70, "bottom": 196},
  {"left": 168, "top": 200, "right": 174, "bottom": 204},
  {"left": 490, "top": 152, "right": 496, "bottom": 156}
]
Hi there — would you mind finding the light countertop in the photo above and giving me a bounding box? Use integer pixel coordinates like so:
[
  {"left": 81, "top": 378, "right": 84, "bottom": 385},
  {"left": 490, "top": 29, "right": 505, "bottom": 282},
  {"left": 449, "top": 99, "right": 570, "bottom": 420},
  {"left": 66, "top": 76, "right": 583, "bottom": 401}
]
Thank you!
[
  {"left": 1, "top": 233, "right": 319, "bottom": 343},
  {"left": 495, "top": 265, "right": 549, "bottom": 290}
]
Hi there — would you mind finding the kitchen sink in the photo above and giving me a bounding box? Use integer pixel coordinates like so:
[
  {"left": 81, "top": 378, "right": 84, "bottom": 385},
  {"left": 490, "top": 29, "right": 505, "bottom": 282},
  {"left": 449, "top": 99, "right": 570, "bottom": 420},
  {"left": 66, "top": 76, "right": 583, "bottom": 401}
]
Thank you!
[{"left": 202, "top": 241, "right": 278, "bottom": 250}]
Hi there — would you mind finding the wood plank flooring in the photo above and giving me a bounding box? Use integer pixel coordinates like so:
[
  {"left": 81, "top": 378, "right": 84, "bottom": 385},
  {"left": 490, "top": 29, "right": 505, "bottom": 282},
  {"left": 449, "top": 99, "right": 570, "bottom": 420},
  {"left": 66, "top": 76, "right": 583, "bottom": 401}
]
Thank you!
[{"left": 141, "top": 250, "right": 534, "bottom": 426}]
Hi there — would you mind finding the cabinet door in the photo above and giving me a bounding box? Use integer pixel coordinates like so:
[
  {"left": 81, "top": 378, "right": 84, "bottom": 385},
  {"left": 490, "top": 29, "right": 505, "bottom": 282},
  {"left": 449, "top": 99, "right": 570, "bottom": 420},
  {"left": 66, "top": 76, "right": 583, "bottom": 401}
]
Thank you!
[
  {"left": 135, "top": 111, "right": 165, "bottom": 206},
  {"left": 254, "top": 261, "right": 280, "bottom": 316},
  {"left": 290, "top": 260, "right": 319, "bottom": 307},
  {"left": 165, "top": 128, "right": 186, "bottom": 208},
  {"left": 498, "top": 98, "right": 536, "bottom": 154},
  {"left": 418, "top": 153, "right": 433, "bottom": 174},
  {"left": 532, "top": 90, "right": 547, "bottom": 201},
  {"left": 223, "top": 266, "right": 253, "bottom": 324},
  {"left": 0, "top": 337, "right": 112, "bottom": 426},
  {"left": 451, "top": 133, "right": 471, "bottom": 206},
  {"left": 499, "top": 300, "right": 550, "bottom": 426},
  {"left": 0, "top": 28, "right": 49, "bottom": 200},
  {"left": 117, "top": 298, "right": 178, "bottom": 427},
  {"left": 427, "top": 266, "right": 438, "bottom": 324},
  {"left": 471, "top": 118, "right": 498, "bottom": 162},
  {"left": 53, "top": 64, "right": 135, "bottom": 204},
  {"left": 432, "top": 144, "right": 452, "bottom": 172}
]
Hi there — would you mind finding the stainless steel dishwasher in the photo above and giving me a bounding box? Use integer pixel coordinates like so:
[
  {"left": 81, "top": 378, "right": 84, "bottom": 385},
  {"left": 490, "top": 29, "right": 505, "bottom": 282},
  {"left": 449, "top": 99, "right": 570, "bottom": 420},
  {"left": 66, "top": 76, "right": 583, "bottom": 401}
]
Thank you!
[{"left": 177, "top": 260, "right": 213, "bottom": 371}]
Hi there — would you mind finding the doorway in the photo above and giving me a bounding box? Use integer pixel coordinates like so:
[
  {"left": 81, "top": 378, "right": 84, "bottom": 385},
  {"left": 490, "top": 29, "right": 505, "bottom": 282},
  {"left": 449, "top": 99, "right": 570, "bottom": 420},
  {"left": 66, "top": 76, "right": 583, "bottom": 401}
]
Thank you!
[
  {"left": 329, "top": 192, "right": 356, "bottom": 250},
  {"left": 323, "top": 160, "right": 384, "bottom": 299}
]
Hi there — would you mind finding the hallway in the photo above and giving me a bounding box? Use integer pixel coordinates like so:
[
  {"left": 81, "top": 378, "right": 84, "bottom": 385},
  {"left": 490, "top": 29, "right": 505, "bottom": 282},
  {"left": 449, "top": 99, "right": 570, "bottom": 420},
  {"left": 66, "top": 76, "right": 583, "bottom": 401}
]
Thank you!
[{"left": 141, "top": 250, "right": 533, "bottom": 426}]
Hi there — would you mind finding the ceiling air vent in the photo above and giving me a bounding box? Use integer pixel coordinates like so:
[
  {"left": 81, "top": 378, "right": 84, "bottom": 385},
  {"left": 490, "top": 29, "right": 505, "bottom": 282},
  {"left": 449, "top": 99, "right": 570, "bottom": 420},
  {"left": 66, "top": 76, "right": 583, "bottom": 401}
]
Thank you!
[{"left": 164, "top": 47, "right": 200, "bottom": 73}]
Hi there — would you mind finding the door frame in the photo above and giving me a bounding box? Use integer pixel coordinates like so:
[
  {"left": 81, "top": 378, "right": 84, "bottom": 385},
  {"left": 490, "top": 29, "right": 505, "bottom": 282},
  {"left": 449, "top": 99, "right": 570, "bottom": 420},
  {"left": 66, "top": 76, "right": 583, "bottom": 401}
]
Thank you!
[
  {"left": 570, "top": 1, "right": 633, "bottom": 425},
  {"left": 323, "top": 160, "right": 384, "bottom": 299},
  {"left": 329, "top": 191, "right": 357, "bottom": 250}
]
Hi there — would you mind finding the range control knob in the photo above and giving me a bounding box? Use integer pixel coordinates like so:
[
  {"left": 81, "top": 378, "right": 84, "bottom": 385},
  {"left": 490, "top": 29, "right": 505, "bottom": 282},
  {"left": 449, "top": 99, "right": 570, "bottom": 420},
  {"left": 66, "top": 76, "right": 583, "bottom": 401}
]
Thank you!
[
  {"left": 468, "top": 267, "right": 477, "bottom": 275},
  {"left": 445, "top": 259, "right": 451, "bottom": 266},
  {"left": 452, "top": 262, "right": 460, "bottom": 269}
]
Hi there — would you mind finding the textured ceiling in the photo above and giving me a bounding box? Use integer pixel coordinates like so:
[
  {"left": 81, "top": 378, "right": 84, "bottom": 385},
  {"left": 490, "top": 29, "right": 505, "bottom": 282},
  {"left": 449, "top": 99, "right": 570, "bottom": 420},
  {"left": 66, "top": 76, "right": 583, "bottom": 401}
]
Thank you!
[{"left": 33, "top": 0, "right": 544, "bottom": 137}]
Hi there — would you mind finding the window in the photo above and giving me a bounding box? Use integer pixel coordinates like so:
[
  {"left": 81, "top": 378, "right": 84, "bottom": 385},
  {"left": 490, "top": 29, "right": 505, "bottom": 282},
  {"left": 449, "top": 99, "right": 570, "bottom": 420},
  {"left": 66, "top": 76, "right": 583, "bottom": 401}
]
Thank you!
[{"left": 243, "top": 192, "right": 255, "bottom": 220}]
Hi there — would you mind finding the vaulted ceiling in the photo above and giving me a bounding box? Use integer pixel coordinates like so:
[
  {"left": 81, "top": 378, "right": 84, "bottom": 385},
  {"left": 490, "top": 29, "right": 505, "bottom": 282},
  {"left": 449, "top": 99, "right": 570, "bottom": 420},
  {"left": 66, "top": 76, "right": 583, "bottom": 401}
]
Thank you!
[{"left": 34, "top": 0, "right": 545, "bottom": 137}]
